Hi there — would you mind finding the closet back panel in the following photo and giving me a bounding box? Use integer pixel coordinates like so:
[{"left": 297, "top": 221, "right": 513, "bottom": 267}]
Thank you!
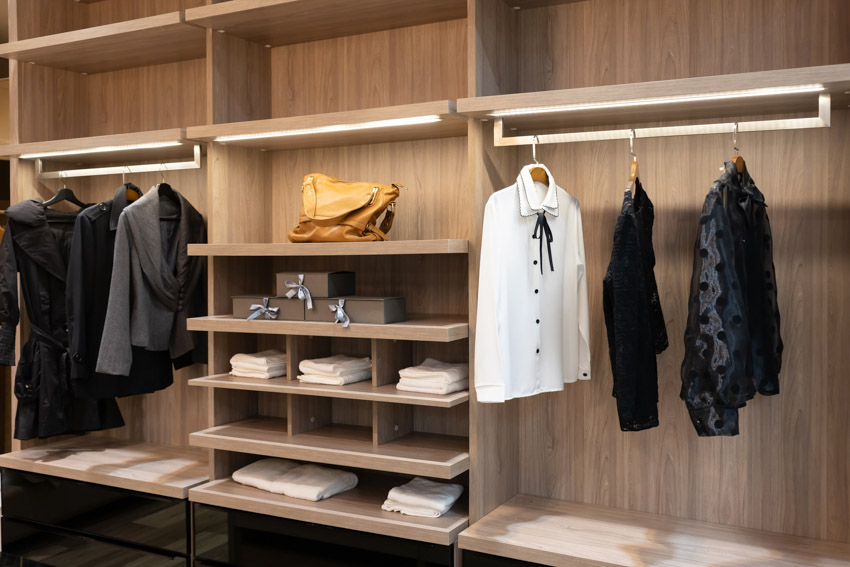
[
  {"left": 269, "top": 19, "right": 468, "bottom": 117},
  {"left": 497, "top": 112, "right": 850, "bottom": 543}
]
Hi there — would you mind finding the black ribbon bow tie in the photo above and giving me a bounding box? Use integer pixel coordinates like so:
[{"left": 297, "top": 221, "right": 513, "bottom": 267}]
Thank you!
[{"left": 532, "top": 212, "right": 554, "bottom": 274}]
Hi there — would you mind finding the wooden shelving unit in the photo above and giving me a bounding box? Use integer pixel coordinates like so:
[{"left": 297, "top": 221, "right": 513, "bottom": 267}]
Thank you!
[
  {"left": 188, "top": 315, "right": 469, "bottom": 342},
  {"left": 0, "top": 12, "right": 206, "bottom": 74},
  {"left": 458, "top": 64, "right": 850, "bottom": 130},
  {"left": 190, "top": 418, "right": 470, "bottom": 479},
  {"left": 191, "top": 476, "right": 468, "bottom": 546},
  {"left": 459, "top": 495, "right": 850, "bottom": 567},
  {"left": 185, "top": 0, "right": 467, "bottom": 47},
  {"left": 0, "top": 437, "right": 208, "bottom": 499},
  {"left": 186, "top": 101, "right": 466, "bottom": 151},
  {"left": 191, "top": 374, "right": 469, "bottom": 408},
  {"left": 189, "top": 239, "right": 469, "bottom": 257},
  {"left": 0, "top": 128, "right": 195, "bottom": 164}
]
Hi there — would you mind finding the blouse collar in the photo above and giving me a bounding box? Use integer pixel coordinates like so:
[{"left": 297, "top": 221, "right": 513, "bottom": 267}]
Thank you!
[{"left": 517, "top": 164, "right": 559, "bottom": 217}]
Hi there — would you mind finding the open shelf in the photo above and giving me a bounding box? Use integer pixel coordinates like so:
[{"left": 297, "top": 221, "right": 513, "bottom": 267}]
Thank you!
[
  {"left": 190, "top": 418, "right": 469, "bottom": 479},
  {"left": 185, "top": 0, "right": 466, "bottom": 47},
  {"left": 459, "top": 495, "right": 850, "bottom": 567},
  {"left": 458, "top": 64, "right": 850, "bottom": 130},
  {"left": 0, "top": 437, "right": 208, "bottom": 499},
  {"left": 187, "top": 315, "right": 469, "bottom": 343},
  {"left": 191, "top": 374, "right": 469, "bottom": 408},
  {"left": 186, "top": 101, "right": 467, "bottom": 151},
  {"left": 190, "top": 476, "right": 468, "bottom": 546},
  {"left": 0, "top": 128, "right": 196, "bottom": 165},
  {"left": 189, "top": 240, "right": 469, "bottom": 257},
  {"left": 0, "top": 12, "right": 206, "bottom": 74}
]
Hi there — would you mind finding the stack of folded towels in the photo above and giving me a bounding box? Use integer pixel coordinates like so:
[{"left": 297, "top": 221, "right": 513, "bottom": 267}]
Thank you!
[
  {"left": 230, "top": 349, "right": 288, "bottom": 379},
  {"left": 382, "top": 477, "right": 464, "bottom": 518},
  {"left": 298, "top": 355, "right": 372, "bottom": 385},
  {"left": 396, "top": 358, "right": 469, "bottom": 395},
  {"left": 232, "top": 458, "right": 358, "bottom": 502}
]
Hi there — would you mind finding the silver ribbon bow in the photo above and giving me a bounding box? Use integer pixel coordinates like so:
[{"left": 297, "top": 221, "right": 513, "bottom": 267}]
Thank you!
[
  {"left": 285, "top": 274, "right": 314, "bottom": 310},
  {"left": 329, "top": 299, "right": 350, "bottom": 328},
  {"left": 247, "top": 298, "right": 280, "bottom": 320}
]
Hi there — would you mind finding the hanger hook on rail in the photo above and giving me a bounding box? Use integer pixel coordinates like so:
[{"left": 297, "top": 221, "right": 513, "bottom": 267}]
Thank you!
[
  {"left": 733, "top": 122, "right": 739, "bottom": 156},
  {"left": 629, "top": 129, "right": 637, "bottom": 162},
  {"left": 532, "top": 135, "right": 539, "bottom": 164},
  {"left": 159, "top": 163, "right": 167, "bottom": 184},
  {"left": 122, "top": 165, "right": 131, "bottom": 186}
]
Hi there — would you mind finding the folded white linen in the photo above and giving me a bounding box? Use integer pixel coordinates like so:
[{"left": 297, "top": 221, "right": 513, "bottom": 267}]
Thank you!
[
  {"left": 381, "top": 477, "right": 463, "bottom": 517},
  {"left": 232, "top": 458, "right": 300, "bottom": 493},
  {"left": 274, "top": 464, "right": 358, "bottom": 501},
  {"left": 299, "top": 355, "right": 371, "bottom": 377},
  {"left": 231, "top": 360, "right": 288, "bottom": 372},
  {"left": 230, "top": 368, "right": 286, "bottom": 379},
  {"left": 230, "top": 349, "right": 287, "bottom": 367},
  {"left": 396, "top": 378, "right": 469, "bottom": 395},
  {"left": 297, "top": 369, "right": 372, "bottom": 386},
  {"left": 398, "top": 358, "right": 469, "bottom": 384}
]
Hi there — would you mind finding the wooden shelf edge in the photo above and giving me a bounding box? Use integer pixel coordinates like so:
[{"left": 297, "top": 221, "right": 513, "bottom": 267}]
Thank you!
[
  {"left": 186, "top": 315, "right": 469, "bottom": 343},
  {"left": 0, "top": 438, "right": 209, "bottom": 500},
  {"left": 458, "top": 494, "right": 850, "bottom": 567},
  {"left": 0, "top": 12, "right": 207, "bottom": 74},
  {"left": 0, "top": 128, "right": 191, "bottom": 159},
  {"left": 189, "top": 374, "right": 469, "bottom": 408},
  {"left": 190, "top": 479, "right": 468, "bottom": 546},
  {"left": 188, "top": 239, "right": 469, "bottom": 256}
]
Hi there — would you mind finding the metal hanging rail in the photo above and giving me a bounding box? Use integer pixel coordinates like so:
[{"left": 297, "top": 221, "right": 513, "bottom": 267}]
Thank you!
[
  {"left": 34, "top": 144, "right": 203, "bottom": 179},
  {"left": 493, "top": 93, "right": 831, "bottom": 147}
]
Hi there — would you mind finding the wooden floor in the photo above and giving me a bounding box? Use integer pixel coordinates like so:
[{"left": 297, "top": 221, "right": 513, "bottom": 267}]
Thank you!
[
  {"left": 459, "top": 494, "right": 850, "bottom": 567},
  {"left": 0, "top": 437, "right": 208, "bottom": 499}
]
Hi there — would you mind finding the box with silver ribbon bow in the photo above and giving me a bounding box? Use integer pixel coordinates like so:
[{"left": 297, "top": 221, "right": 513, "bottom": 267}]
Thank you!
[
  {"left": 232, "top": 295, "right": 305, "bottom": 321},
  {"left": 305, "top": 297, "right": 406, "bottom": 325},
  {"left": 275, "top": 271, "right": 355, "bottom": 301}
]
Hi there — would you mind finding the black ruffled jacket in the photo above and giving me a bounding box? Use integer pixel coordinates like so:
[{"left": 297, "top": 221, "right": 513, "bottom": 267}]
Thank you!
[
  {"left": 681, "top": 161, "right": 782, "bottom": 436},
  {"left": 603, "top": 179, "right": 668, "bottom": 431}
]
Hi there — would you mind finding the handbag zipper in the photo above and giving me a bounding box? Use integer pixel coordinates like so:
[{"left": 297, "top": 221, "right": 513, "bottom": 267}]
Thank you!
[{"left": 368, "top": 186, "right": 379, "bottom": 205}]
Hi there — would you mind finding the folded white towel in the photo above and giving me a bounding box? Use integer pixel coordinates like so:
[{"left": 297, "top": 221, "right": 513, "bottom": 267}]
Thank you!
[
  {"left": 298, "top": 369, "right": 372, "bottom": 386},
  {"left": 396, "top": 378, "right": 469, "bottom": 395},
  {"left": 274, "top": 464, "right": 358, "bottom": 501},
  {"left": 232, "top": 360, "right": 288, "bottom": 372},
  {"left": 381, "top": 477, "right": 464, "bottom": 517},
  {"left": 232, "top": 458, "right": 300, "bottom": 493},
  {"left": 300, "top": 355, "right": 371, "bottom": 377},
  {"left": 231, "top": 368, "right": 287, "bottom": 379},
  {"left": 230, "top": 349, "right": 287, "bottom": 367},
  {"left": 398, "top": 358, "right": 469, "bottom": 384}
]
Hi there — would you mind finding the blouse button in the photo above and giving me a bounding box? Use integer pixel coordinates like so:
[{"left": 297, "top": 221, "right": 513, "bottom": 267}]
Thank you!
[
  {"left": 535, "top": 319, "right": 540, "bottom": 324},
  {"left": 533, "top": 260, "right": 538, "bottom": 265},
  {"left": 536, "top": 349, "right": 539, "bottom": 354},
  {"left": 534, "top": 289, "right": 539, "bottom": 294}
]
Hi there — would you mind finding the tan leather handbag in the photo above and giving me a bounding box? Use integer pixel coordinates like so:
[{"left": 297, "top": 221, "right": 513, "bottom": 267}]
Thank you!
[{"left": 288, "top": 173, "right": 400, "bottom": 242}]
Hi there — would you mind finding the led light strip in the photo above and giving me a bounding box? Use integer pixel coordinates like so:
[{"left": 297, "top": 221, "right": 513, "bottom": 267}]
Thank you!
[
  {"left": 21, "top": 141, "right": 184, "bottom": 160},
  {"left": 214, "top": 115, "right": 443, "bottom": 142},
  {"left": 489, "top": 85, "right": 826, "bottom": 117}
]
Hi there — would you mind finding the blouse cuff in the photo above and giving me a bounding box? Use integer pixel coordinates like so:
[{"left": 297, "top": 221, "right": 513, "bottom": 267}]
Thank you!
[
  {"left": 475, "top": 384, "right": 506, "bottom": 404},
  {"left": 687, "top": 405, "right": 739, "bottom": 437},
  {"left": 0, "top": 324, "right": 16, "bottom": 367}
]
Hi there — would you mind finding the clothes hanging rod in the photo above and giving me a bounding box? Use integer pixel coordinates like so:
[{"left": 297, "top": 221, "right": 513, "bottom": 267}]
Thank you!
[
  {"left": 494, "top": 93, "right": 831, "bottom": 146},
  {"left": 35, "top": 144, "right": 202, "bottom": 179}
]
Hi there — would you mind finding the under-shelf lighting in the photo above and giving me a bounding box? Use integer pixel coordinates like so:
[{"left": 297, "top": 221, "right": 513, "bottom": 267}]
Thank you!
[
  {"left": 489, "top": 85, "right": 826, "bottom": 117},
  {"left": 213, "top": 115, "right": 443, "bottom": 142},
  {"left": 20, "top": 141, "right": 184, "bottom": 160}
]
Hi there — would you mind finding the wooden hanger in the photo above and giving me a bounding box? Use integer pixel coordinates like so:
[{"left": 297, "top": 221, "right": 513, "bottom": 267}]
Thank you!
[
  {"left": 529, "top": 135, "right": 550, "bottom": 184},
  {"left": 732, "top": 122, "right": 745, "bottom": 174},
  {"left": 122, "top": 168, "right": 141, "bottom": 202},
  {"left": 628, "top": 129, "right": 639, "bottom": 185}
]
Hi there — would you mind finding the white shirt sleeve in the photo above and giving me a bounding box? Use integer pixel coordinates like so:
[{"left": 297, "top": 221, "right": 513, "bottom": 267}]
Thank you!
[
  {"left": 575, "top": 203, "right": 591, "bottom": 380},
  {"left": 474, "top": 198, "right": 508, "bottom": 403}
]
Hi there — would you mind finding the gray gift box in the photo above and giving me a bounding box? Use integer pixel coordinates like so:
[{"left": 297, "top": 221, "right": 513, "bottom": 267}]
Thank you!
[
  {"left": 275, "top": 271, "right": 356, "bottom": 299},
  {"left": 306, "top": 297, "right": 407, "bottom": 325},
  {"left": 232, "top": 295, "right": 305, "bottom": 321}
]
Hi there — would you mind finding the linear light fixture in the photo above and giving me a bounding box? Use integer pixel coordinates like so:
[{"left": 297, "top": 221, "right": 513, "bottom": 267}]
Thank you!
[
  {"left": 20, "top": 141, "right": 184, "bottom": 160},
  {"left": 489, "top": 85, "right": 826, "bottom": 117},
  {"left": 35, "top": 144, "right": 203, "bottom": 179},
  {"left": 214, "top": 115, "right": 443, "bottom": 142}
]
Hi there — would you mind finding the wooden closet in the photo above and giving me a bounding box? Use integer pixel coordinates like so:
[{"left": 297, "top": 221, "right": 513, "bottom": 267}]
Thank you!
[{"left": 0, "top": 0, "right": 846, "bottom": 565}]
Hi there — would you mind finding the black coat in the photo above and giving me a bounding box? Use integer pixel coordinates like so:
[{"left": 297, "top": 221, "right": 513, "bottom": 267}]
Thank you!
[
  {"left": 66, "top": 185, "right": 174, "bottom": 399},
  {"left": 0, "top": 200, "right": 124, "bottom": 440},
  {"left": 603, "top": 179, "right": 668, "bottom": 431},
  {"left": 681, "top": 161, "right": 782, "bottom": 436}
]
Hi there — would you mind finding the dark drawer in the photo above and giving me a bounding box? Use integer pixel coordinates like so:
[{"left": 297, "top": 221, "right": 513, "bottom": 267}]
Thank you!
[
  {"left": 2, "top": 518, "right": 187, "bottom": 567},
  {"left": 194, "top": 503, "right": 456, "bottom": 567},
  {"left": 2, "top": 468, "right": 189, "bottom": 555},
  {"left": 463, "top": 551, "right": 544, "bottom": 567}
]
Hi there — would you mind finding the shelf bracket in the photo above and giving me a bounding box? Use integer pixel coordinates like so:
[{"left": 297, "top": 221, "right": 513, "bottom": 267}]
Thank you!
[
  {"left": 493, "top": 93, "right": 831, "bottom": 146},
  {"left": 35, "top": 144, "right": 203, "bottom": 180}
]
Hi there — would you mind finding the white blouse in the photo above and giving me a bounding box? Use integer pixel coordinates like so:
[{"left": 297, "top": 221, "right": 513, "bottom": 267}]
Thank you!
[{"left": 474, "top": 164, "right": 591, "bottom": 403}]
